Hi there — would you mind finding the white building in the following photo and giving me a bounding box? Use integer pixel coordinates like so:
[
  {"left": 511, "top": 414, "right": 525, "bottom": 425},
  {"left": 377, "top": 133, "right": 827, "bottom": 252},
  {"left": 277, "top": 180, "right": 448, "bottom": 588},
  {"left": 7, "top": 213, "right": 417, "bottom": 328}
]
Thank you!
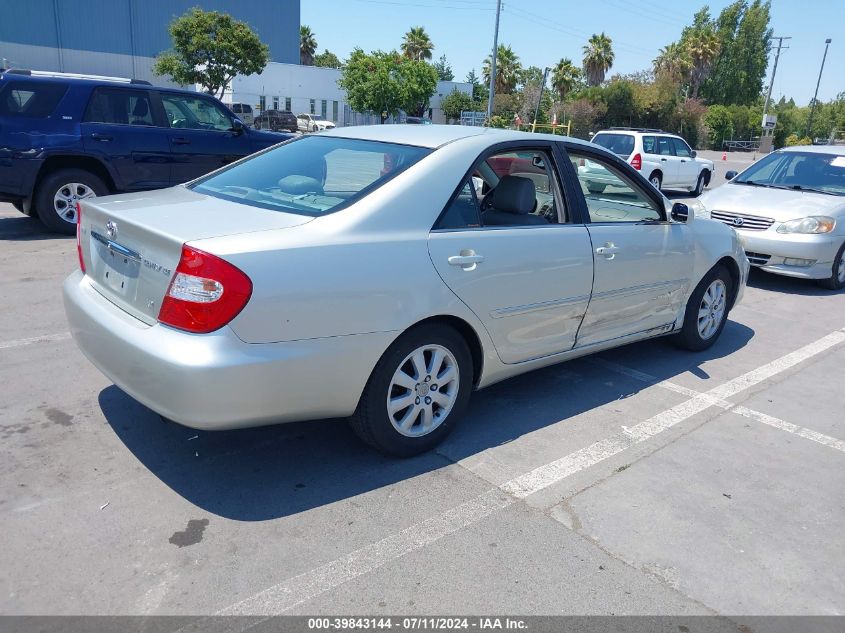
[{"left": 224, "top": 62, "right": 472, "bottom": 126}]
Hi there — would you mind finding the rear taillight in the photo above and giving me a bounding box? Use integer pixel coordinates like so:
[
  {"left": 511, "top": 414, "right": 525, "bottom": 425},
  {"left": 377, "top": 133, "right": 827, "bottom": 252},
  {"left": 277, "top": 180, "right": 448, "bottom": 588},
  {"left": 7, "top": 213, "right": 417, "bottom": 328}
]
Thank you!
[
  {"left": 631, "top": 153, "right": 642, "bottom": 170},
  {"left": 158, "top": 245, "right": 252, "bottom": 334},
  {"left": 76, "top": 202, "right": 85, "bottom": 273}
]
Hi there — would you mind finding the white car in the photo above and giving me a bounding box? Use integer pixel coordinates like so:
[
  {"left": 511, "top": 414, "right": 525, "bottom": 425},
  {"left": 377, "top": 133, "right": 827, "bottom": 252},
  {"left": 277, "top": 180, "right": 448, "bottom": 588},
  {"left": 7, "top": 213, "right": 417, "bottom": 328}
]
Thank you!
[
  {"left": 297, "top": 113, "right": 336, "bottom": 133},
  {"left": 698, "top": 145, "right": 845, "bottom": 289},
  {"left": 63, "top": 126, "right": 747, "bottom": 456},
  {"left": 589, "top": 128, "right": 714, "bottom": 195}
]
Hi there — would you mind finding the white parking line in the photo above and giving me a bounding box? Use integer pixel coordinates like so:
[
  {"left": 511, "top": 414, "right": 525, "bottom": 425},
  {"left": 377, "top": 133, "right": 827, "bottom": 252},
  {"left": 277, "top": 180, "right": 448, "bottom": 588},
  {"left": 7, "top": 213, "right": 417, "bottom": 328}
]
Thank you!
[
  {"left": 195, "top": 327, "right": 845, "bottom": 618},
  {"left": 0, "top": 332, "right": 71, "bottom": 350}
]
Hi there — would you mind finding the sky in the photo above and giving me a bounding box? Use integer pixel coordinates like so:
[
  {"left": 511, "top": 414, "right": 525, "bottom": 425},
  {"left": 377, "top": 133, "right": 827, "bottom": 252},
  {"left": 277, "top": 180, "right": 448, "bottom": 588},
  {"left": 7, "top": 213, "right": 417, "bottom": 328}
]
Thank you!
[{"left": 301, "top": 0, "right": 844, "bottom": 105}]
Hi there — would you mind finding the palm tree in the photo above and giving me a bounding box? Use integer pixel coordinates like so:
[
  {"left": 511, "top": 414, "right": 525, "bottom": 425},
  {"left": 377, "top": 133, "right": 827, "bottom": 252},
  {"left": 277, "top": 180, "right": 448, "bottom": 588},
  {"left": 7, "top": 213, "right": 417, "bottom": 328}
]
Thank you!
[
  {"left": 482, "top": 44, "right": 522, "bottom": 94},
  {"left": 685, "top": 31, "right": 720, "bottom": 99},
  {"left": 653, "top": 42, "right": 692, "bottom": 84},
  {"left": 582, "top": 33, "right": 615, "bottom": 86},
  {"left": 551, "top": 58, "right": 580, "bottom": 101},
  {"left": 300, "top": 25, "right": 317, "bottom": 66},
  {"left": 401, "top": 26, "right": 433, "bottom": 61}
]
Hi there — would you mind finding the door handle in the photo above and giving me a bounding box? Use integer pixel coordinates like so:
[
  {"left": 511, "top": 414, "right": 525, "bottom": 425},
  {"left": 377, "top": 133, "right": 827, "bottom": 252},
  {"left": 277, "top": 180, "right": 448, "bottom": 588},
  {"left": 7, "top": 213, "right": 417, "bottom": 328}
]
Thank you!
[
  {"left": 91, "top": 133, "right": 113, "bottom": 141},
  {"left": 171, "top": 137, "right": 191, "bottom": 145},
  {"left": 660, "top": 158, "right": 667, "bottom": 162},
  {"left": 680, "top": 159, "right": 687, "bottom": 163},
  {"left": 448, "top": 251, "right": 484, "bottom": 270},
  {"left": 595, "top": 243, "right": 620, "bottom": 260}
]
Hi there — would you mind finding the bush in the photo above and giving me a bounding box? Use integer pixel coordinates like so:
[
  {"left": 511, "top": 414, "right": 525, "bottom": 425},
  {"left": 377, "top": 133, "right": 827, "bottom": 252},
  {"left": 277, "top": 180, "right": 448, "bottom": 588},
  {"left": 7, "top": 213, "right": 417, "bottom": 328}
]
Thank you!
[
  {"left": 440, "top": 89, "right": 476, "bottom": 122},
  {"left": 703, "top": 104, "right": 734, "bottom": 149},
  {"left": 784, "top": 134, "right": 812, "bottom": 146}
]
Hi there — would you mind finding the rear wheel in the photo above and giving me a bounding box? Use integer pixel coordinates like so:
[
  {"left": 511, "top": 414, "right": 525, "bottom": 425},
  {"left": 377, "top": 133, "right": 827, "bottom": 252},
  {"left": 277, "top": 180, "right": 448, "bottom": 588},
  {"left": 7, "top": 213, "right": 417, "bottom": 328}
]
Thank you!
[
  {"left": 649, "top": 172, "right": 662, "bottom": 191},
  {"left": 350, "top": 324, "right": 473, "bottom": 456},
  {"left": 35, "top": 168, "right": 107, "bottom": 235},
  {"left": 817, "top": 242, "right": 845, "bottom": 291},
  {"left": 674, "top": 265, "right": 733, "bottom": 351}
]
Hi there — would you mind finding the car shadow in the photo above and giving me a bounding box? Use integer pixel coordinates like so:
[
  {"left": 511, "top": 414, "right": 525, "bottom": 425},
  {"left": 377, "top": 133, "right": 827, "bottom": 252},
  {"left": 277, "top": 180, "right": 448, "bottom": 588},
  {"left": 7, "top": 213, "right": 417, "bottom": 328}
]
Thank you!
[
  {"left": 99, "top": 320, "right": 754, "bottom": 522},
  {"left": 746, "top": 267, "right": 841, "bottom": 296},
  {"left": 0, "top": 214, "right": 69, "bottom": 241}
]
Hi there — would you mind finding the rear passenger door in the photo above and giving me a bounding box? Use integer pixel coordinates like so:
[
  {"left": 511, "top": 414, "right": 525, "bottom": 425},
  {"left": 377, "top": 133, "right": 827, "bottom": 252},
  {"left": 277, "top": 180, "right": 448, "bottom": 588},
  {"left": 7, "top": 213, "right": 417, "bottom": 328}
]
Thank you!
[
  {"left": 160, "top": 92, "right": 252, "bottom": 184},
  {"left": 428, "top": 143, "right": 595, "bottom": 364},
  {"left": 81, "top": 87, "right": 171, "bottom": 190}
]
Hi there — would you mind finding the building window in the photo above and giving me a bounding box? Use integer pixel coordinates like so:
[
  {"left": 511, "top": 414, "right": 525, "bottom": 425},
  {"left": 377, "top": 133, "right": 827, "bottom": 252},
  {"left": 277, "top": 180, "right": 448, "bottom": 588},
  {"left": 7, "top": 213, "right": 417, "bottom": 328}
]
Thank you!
[
  {"left": 273, "top": 96, "right": 279, "bottom": 110},
  {"left": 332, "top": 100, "right": 338, "bottom": 122},
  {"left": 321, "top": 100, "right": 327, "bottom": 118},
  {"left": 259, "top": 95, "right": 266, "bottom": 112},
  {"left": 309, "top": 99, "right": 316, "bottom": 114},
  {"left": 285, "top": 97, "right": 291, "bottom": 111}
]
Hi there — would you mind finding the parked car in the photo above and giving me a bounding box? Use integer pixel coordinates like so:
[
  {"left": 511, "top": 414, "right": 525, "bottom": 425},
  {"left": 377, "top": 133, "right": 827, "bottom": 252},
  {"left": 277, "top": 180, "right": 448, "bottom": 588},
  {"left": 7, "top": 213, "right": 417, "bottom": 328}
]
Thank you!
[
  {"left": 697, "top": 145, "right": 845, "bottom": 289},
  {"left": 253, "top": 109, "right": 298, "bottom": 133},
  {"left": 64, "top": 125, "right": 747, "bottom": 456},
  {"left": 588, "top": 128, "right": 714, "bottom": 195},
  {"left": 0, "top": 69, "right": 291, "bottom": 234},
  {"left": 297, "top": 113, "right": 335, "bottom": 132},
  {"left": 405, "top": 116, "right": 432, "bottom": 125},
  {"left": 229, "top": 102, "right": 254, "bottom": 126}
]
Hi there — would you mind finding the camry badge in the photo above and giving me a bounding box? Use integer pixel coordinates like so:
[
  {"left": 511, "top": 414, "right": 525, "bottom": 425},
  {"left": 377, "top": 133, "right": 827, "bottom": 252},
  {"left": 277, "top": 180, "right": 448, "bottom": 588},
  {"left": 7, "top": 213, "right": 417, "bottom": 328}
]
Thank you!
[
  {"left": 106, "top": 221, "right": 118, "bottom": 239},
  {"left": 733, "top": 217, "right": 744, "bottom": 227}
]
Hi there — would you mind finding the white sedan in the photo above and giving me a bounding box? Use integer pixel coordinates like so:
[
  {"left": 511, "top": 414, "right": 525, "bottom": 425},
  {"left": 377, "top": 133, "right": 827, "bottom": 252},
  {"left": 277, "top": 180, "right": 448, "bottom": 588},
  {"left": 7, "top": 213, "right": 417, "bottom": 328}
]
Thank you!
[
  {"left": 297, "top": 113, "right": 336, "bottom": 133},
  {"left": 699, "top": 145, "right": 845, "bottom": 289},
  {"left": 63, "top": 126, "right": 748, "bottom": 456}
]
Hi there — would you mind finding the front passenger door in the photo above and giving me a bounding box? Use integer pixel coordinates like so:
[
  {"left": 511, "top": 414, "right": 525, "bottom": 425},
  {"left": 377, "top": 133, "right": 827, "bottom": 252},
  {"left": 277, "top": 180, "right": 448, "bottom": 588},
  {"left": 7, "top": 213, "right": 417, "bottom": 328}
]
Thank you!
[{"left": 565, "top": 147, "right": 694, "bottom": 347}]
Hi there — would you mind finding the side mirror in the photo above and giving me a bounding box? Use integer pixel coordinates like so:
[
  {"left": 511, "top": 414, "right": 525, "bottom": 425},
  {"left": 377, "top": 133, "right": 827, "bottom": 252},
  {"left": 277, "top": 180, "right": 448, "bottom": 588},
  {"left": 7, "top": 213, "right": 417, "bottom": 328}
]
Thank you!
[
  {"left": 671, "top": 202, "right": 691, "bottom": 223},
  {"left": 690, "top": 150, "right": 697, "bottom": 158},
  {"left": 231, "top": 118, "right": 244, "bottom": 135},
  {"left": 725, "top": 170, "right": 738, "bottom": 180}
]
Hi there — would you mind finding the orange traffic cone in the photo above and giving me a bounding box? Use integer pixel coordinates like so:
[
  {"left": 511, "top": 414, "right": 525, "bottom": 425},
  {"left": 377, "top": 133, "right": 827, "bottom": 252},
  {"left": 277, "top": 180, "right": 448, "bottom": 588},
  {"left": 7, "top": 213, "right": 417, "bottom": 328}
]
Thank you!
[{"left": 722, "top": 150, "right": 727, "bottom": 161}]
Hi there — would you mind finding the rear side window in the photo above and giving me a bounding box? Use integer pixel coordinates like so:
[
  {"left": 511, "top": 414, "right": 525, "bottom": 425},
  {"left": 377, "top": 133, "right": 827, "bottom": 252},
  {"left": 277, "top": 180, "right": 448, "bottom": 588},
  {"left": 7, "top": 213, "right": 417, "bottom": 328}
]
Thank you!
[
  {"left": 591, "top": 133, "right": 634, "bottom": 158},
  {"left": 0, "top": 81, "right": 67, "bottom": 118},
  {"left": 641, "top": 135, "right": 656, "bottom": 154},
  {"left": 84, "top": 88, "right": 154, "bottom": 125}
]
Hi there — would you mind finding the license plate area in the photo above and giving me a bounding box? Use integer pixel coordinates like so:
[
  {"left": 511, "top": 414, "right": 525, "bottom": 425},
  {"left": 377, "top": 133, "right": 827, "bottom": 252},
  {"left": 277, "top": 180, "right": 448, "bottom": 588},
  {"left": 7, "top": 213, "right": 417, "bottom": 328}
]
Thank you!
[{"left": 90, "top": 233, "right": 142, "bottom": 299}]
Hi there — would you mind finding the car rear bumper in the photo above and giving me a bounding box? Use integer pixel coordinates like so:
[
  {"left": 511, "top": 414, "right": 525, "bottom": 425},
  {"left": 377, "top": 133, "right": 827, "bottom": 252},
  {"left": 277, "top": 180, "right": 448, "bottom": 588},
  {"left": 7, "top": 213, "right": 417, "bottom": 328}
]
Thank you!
[
  {"left": 738, "top": 230, "right": 842, "bottom": 280},
  {"left": 63, "top": 271, "right": 395, "bottom": 430}
]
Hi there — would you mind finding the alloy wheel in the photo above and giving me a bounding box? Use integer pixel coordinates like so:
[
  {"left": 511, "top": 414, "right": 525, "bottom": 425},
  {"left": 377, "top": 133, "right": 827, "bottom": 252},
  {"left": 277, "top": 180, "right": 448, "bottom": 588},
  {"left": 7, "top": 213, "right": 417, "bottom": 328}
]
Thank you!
[
  {"left": 53, "top": 182, "right": 96, "bottom": 224},
  {"left": 697, "top": 279, "right": 727, "bottom": 340},
  {"left": 386, "top": 344, "right": 460, "bottom": 438}
]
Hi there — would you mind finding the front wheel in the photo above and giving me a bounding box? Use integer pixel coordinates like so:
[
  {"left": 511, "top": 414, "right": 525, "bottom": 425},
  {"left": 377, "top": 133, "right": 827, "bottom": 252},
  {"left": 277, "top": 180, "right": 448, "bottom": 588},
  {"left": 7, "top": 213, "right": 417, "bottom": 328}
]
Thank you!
[
  {"left": 350, "top": 324, "right": 473, "bottom": 456},
  {"left": 817, "top": 242, "right": 845, "bottom": 290},
  {"left": 674, "top": 265, "right": 733, "bottom": 351},
  {"left": 692, "top": 171, "right": 707, "bottom": 196},
  {"left": 35, "top": 168, "right": 107, "bottom": 235}
]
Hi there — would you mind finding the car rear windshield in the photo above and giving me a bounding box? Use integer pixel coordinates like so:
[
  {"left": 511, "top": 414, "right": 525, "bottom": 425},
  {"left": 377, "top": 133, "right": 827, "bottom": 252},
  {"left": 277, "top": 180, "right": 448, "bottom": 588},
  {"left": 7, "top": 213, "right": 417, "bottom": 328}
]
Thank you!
[
  {"left": 734, "top": 151, "right": 845, "bottom": 196},
  {"left": 191, "top": 136, "right": 432, "bottom": 215},
  {"left": 0, "top": 80, "right": 68, "bottom": 118},
  {"left": 591, "top": 133, "right": 635, "bottom": 158}
]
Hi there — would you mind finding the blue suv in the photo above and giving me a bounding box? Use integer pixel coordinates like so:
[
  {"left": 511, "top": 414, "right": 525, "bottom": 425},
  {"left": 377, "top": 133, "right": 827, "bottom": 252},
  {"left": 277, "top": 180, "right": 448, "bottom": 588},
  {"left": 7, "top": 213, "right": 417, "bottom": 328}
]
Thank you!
[{"left": 0, "top": 70, "right": 292, "bottom": 234}]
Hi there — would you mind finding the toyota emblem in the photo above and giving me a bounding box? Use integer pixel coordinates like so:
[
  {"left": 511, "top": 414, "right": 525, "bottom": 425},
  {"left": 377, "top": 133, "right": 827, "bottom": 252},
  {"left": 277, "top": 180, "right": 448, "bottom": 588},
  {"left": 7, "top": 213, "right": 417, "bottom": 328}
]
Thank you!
[
  {"left": 106, "top": 221, "right": 118, "bottom": 239},
  {"left": 732, "top": 217, "right": 744, "bottom": 227}
]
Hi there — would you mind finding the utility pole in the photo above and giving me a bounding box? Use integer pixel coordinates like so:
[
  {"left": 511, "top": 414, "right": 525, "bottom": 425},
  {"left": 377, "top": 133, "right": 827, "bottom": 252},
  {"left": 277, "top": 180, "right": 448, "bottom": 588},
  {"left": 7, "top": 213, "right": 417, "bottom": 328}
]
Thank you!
[
  {"left": 485, "top": 0, "right": 502, "bottom": 124},
  {"left": 760, "top": 35, "right": 790, "bottom": 153},
  {"left": 806, "top": 38, "right": 832, "bottom": 139},
  {"left": 532, "top": 67, "right": 550, "bottom": 133}
]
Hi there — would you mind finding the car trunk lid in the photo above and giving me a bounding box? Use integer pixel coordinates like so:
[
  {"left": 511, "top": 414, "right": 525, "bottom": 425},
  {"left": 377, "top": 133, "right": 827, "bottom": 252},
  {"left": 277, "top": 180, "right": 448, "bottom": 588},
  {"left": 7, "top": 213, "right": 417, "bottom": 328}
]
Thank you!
[{"left": 78, "top": 186, "right": 313, "bottom": 324}]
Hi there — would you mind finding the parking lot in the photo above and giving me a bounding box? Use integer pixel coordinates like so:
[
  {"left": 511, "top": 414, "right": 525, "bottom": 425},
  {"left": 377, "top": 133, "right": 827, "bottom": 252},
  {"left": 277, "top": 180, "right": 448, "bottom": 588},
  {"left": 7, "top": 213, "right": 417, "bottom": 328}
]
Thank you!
[{"left": 1, "top": 154, "right": 843, "bottom": 624}]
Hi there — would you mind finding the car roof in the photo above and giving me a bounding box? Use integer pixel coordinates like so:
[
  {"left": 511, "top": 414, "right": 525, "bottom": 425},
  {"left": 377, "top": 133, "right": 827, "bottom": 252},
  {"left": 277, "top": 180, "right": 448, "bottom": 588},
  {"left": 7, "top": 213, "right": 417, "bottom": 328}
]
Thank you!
[
  {"left": 321, "top": 124, "right": 594, "bottom": 150},
  {"left": 778, "top": 145, "right": 845, "bottom": 156},
  {"left": 0, "top": 71, "right": 202, "bottom": 96}
]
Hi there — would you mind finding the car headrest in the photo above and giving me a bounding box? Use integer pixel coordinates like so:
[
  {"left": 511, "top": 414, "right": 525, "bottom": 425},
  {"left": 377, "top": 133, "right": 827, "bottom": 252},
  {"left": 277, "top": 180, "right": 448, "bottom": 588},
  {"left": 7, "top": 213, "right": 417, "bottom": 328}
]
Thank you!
[
  {"left": 277, "top": 175, "right": 323, "bottom": 195},
  {"left": 488, "top": 175, "right": 536, "bottom": 215}
]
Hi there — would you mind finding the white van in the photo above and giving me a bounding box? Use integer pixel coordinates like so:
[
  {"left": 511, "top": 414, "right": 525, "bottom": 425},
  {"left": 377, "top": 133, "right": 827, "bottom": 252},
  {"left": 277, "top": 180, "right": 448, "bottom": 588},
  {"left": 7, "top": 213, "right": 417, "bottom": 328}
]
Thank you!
[{"left": 229, "top": 102, "right": 254, "bottom": 126}]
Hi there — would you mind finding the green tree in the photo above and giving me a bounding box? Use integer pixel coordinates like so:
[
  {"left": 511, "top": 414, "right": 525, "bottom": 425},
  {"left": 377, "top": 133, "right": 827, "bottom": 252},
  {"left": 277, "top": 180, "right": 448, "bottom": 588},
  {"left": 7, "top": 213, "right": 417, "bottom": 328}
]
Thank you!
[
  {"left": 551, "top": 58, "right": 580, "bottom": 102},
  {"left": 314, "top": 50, "right": 342, "bottom": 69},
  {"left": 441, "top": 89, "right": 475, "bottom": 121},
  {"left": 520, "top": 65, "right": 545, "bottom": 89},
  {"left": 483, "top": 44, "right": 522, "bottom": 94},
  {"left": 685, "top": 29, "right": 720, "bottom": 99},
  {"left": 433, "top": 54, "right": 454, "bottom": 81},
  {"left": 153, "top": 8, "right": 269, "bottom": 98},
  {"left": 300, "top": 25, "right": 317, "bottom": 66},
  {"left": 653, "top": 42, "right": 692, "bottom": 85},
  {"left": 466, "top": 68, "right": 487, "bottom": 103},
  {"left": 582, "top": 33, "right": 615, "bottom": 86},
  {"left": 339, "top": 49, "right": 437, "bottom": 121},
  {"left": 704, "top": 104, "right": 734, "bottom": 148},
  {"left": 401, "top": 26, "right": 433, "bottom": 61}
]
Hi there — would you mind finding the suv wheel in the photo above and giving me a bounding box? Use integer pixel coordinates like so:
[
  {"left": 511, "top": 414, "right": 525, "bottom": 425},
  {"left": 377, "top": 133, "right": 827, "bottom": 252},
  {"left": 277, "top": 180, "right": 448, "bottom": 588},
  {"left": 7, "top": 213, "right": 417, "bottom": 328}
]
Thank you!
[
  {"left": 692, "top": 171, "right": 707, "bottom": 196},
  {"left": 649, "top": 172, "right": 663, "bottom": 191},
  {"left": 35, "top": 168, "right": 107, "bottom": 235}
]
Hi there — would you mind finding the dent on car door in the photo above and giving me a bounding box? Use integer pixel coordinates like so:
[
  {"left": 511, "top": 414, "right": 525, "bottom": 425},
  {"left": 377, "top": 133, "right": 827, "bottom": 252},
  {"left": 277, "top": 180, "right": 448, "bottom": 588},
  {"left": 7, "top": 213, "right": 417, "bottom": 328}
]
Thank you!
[
  {"left": 565, "top": 148, "right": 694, "bottom": 347},
  {"left": 427, "top": 146, "right": 594, "bottom": 364}
]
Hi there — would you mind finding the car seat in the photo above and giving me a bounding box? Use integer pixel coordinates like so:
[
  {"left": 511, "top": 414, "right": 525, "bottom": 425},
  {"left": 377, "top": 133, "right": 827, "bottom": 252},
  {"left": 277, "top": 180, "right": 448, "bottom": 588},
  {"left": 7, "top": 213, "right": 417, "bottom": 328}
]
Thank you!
[{"left": 481, "top": 175, "right": 548, "bottom": 226}]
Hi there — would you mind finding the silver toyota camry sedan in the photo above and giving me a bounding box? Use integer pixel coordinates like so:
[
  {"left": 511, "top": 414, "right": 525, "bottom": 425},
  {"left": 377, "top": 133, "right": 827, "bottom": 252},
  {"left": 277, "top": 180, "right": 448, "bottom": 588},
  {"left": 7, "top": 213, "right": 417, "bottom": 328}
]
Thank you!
[{"left": 64, "top": 125, "right": 748, "bottom": 456}]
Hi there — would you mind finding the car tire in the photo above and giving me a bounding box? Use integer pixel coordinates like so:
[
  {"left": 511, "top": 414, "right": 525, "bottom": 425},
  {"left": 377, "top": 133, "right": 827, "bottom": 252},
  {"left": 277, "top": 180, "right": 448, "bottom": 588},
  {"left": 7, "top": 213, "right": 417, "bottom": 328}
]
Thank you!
[
  {"left": 649, "top": 172, "right": 662, "bottom": 191},
  {"left": 350, "top": 324, "right": 473, "bottom": 457},
  {"left": 674, "top": 264, "right": 733, "bottom": 351},
  {"left": 35, "top": 168, "right": 108, "bottom": 235},
  {"left": 692, "top": 171, "right": 707, "bottom": 196},
  {"left": 816, "top": 241, "right": 845, "bottom": 291}
]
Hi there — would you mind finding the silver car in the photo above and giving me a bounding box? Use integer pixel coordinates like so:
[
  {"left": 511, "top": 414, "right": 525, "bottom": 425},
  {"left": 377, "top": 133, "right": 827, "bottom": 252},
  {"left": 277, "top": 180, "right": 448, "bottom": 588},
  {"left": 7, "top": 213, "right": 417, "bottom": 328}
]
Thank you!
[
  {"left": 698, "top": 145, "right": 845, "bottom": 289},
  {"left": 63, "top": 126, "right": 748, "bottom": 456}
]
